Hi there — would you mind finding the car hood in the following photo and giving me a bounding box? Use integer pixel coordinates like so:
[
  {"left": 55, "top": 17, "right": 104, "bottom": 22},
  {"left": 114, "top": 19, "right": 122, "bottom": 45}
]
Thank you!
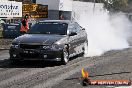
[{"left": 13, "top": 34, "right": 66, "bottom": 45}]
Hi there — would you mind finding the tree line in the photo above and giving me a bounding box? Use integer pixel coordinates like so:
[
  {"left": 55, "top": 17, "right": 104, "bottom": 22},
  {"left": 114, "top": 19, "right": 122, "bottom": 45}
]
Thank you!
[{"left": 73, "top": 0, "right": 131, "bottom": 12}]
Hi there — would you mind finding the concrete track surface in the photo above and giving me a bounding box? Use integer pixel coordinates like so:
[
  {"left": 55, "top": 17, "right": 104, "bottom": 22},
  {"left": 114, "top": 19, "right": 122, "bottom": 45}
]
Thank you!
[{"left": 0, "top": 44, "right": 132, "bottom": 88}]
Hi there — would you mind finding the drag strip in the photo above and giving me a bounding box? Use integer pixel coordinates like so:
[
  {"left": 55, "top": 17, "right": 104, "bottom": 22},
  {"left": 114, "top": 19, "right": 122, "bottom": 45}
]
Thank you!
[
  {"left": 0, "top": 57, "right": 90, "bottom": 88},
  {"left": 0, "top": 48, "right": 131, "bottom": 88}
]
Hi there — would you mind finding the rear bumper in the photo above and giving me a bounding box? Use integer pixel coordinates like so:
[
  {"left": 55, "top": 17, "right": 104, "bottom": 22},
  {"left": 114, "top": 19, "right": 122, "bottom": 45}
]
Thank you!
[{"left": 9, "top": 48, "right": 63, "bottom": 61}]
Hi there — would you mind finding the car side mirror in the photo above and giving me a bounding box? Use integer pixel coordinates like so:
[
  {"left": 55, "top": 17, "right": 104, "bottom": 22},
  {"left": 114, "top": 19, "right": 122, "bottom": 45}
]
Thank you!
[{"left": 68, "top": 32, "right": 77, "bottom": 36}]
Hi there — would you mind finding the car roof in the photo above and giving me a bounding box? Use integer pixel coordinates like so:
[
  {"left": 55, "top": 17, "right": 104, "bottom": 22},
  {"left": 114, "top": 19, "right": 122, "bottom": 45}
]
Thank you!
[{"left": 38, "top": 20, "right": 73, "bottom": 24}]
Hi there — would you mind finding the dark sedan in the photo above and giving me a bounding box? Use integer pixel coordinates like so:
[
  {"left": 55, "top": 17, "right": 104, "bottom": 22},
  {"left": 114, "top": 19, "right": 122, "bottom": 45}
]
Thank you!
[{"left": 9, "top": 20, "right": 88, "bottom": 64}]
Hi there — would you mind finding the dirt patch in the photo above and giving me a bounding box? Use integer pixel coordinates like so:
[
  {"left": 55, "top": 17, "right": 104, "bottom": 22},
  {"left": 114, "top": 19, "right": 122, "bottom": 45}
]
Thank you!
[{"left": 0, "top": 38, "right": 13, "bottom": 49}]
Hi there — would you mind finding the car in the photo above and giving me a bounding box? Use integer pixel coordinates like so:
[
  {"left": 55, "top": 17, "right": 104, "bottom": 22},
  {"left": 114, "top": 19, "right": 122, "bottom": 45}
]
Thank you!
[{"left": 9, "top": 20, "right": 88, "bottom": 64}]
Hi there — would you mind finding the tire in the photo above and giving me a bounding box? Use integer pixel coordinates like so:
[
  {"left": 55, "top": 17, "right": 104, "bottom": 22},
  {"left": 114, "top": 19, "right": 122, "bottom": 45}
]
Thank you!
[
  {"left": 82, "top": 42, "right": 88, "bottom": 56},
  {"left": 10, "top": 59, "right": 20, "bottom": 64},
  {"left": 61, "top": 46, "right": 69, "bottom": 65}
]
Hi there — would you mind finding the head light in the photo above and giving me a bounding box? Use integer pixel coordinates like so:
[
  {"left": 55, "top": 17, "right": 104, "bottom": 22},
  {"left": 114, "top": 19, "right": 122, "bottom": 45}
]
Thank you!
[
  {"left": 42, "top": 45, "right": 51, "bottom": 49},
  {"left": 42, "top": 44, "right": 63, "bottom": 50},
  {"left": 11, "top": 44, "right": 19, "bottom": 48},
  {"left": 52, "top": 44, "right": 63, "bottom": 50}
]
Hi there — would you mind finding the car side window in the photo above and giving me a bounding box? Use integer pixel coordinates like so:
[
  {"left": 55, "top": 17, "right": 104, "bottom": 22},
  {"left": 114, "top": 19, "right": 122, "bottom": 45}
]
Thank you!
[
  {"left": 74, "top": 22, "right": 82, "bottom": 32},
  {"left": 68, "top": 22, "right": 82, "bottom": 34},
  {"left": 68, "top": 23, "right": 77, "bottom": 33}
]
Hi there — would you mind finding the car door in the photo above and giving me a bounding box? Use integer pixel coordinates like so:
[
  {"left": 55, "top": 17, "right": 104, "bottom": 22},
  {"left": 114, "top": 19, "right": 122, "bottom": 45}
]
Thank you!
[
  {"left": 74, "top": 22, "right": 84, "bottom": 54},
  {"left": 68, "top": 23, "right": 80, "bottom": 56},
  {"left": 74, "top": 22, "right": 88, "bottom": 54}
]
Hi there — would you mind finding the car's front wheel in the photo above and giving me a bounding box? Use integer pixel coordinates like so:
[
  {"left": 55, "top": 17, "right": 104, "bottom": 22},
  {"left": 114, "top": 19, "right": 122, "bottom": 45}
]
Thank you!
[
  {"left": 61, "top": 46, "right": 69, "bottom": 65},
  {"left": 10, "top": 59, "right": 20, "bottom": 64}
]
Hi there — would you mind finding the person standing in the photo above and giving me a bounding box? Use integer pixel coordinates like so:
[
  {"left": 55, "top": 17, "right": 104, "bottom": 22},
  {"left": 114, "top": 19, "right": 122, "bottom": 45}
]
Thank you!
[
  {"left": 59, "top": 14, "right": 64, "bottom": 20},
  {"left": 20, "top": 14, "right": 30, "bottom": 34}
]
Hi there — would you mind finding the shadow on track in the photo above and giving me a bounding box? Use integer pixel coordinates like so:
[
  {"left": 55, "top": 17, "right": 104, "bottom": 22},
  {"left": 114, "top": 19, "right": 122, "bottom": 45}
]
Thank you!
[
  {"left": 0, "top": 53, "right": 84, "bottom": 68},
  {"left": 0, "top": 59, "right": 62, "bottom": 68}
]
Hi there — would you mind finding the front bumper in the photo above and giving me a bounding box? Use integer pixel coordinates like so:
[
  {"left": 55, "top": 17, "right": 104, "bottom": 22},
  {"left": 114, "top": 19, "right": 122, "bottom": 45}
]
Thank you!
[{"left": 9, "top": 48, "right": 63, "bottom": 61}]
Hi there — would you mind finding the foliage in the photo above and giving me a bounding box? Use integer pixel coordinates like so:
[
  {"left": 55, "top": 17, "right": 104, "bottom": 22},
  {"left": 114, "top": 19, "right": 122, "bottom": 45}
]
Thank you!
[{"left": 103, "top": 0, "right": 129, "bottom": 11}]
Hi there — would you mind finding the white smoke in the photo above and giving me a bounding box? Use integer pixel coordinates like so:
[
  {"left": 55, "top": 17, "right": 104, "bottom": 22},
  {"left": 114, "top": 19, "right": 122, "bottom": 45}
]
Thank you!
[{"left": 73, "top": 1, "right": 131, "bottom": 57}]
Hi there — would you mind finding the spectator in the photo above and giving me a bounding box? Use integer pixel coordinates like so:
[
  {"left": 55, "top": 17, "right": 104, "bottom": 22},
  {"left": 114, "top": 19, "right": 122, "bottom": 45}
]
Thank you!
[
  {"left": 59, "top": 14, "right": 64, "bottom": 20},
  {"left": 20, "top": 14, "right": 30, "bottom": 34}
]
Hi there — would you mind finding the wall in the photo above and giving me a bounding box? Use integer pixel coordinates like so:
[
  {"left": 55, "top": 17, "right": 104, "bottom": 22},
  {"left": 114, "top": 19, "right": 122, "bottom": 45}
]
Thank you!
[
  {"left": 36, "top": 0, "right": 60, "bottom": 10},
  {"left": 72, "top": 1, "right": 104, "bottom": 21}
]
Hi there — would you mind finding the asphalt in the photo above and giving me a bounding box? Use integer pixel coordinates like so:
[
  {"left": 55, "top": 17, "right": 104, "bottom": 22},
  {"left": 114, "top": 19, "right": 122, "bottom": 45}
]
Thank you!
[
  {"left": 0, "top": 39, "right": 131, "bottom": 88},
  {"left": 53, "top": 48, "right": 132, "bottom": 88}
]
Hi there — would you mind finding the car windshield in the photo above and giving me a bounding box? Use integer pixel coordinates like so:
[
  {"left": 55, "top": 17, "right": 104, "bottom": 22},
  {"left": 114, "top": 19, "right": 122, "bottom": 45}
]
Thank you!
[{"left": 28, "top": 22, "right": 68, "bottom": 35}]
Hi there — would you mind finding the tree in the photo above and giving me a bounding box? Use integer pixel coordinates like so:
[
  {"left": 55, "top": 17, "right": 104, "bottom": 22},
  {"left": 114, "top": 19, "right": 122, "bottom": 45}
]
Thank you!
[{"left": 103, "top": 0, "right": 129, "bottom": 11}]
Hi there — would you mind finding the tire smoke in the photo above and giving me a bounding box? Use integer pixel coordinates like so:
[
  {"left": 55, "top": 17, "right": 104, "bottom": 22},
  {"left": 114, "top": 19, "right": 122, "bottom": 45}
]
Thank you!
[{"left": 73, "top": 1, "right": 131, "bottom": 57}]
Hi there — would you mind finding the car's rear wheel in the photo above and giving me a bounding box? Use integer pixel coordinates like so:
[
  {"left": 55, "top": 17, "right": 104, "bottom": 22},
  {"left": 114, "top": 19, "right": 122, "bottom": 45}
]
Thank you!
[
  {"left": 61, "top": 46, "right": 69, "bottom": 65},
  {"left": 82, "top": 42, "right": 88, "bottom": 56}
]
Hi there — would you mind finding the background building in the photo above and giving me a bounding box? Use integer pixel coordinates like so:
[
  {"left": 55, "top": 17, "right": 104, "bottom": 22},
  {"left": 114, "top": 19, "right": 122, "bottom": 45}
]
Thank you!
[{"left": 9, "top": 0, "right": 36, "bottom": 3}]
